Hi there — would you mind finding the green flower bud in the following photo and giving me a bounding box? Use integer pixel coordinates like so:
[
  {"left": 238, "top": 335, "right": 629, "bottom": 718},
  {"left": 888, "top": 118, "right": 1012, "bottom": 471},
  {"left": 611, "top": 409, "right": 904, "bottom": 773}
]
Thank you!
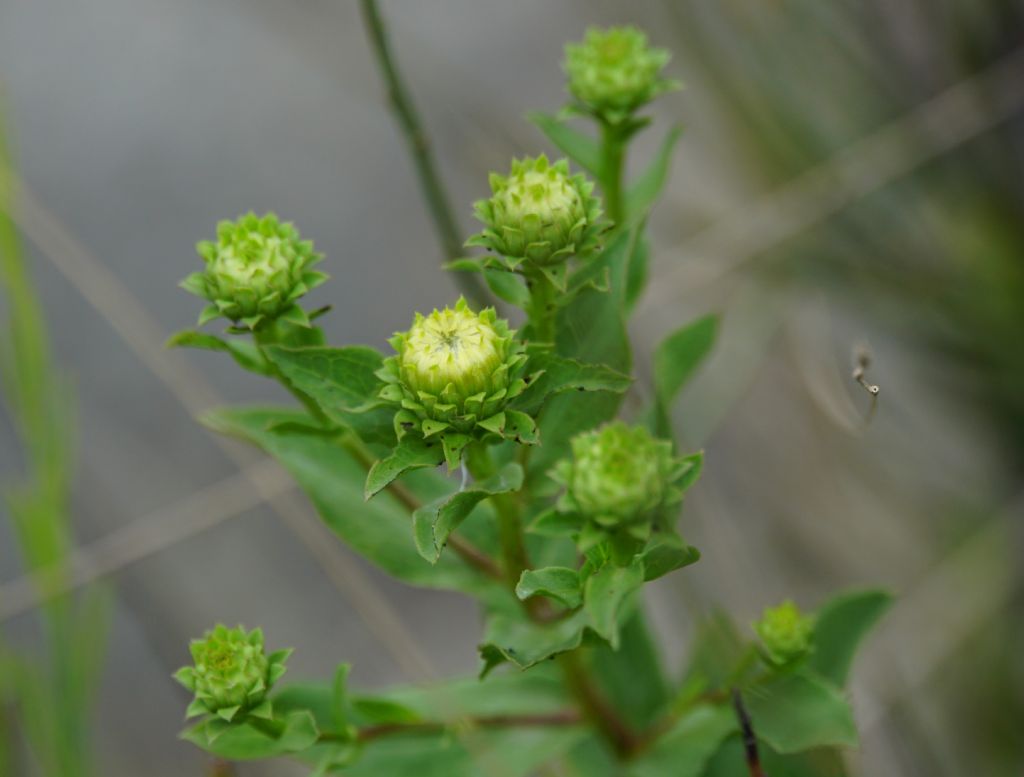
[
  {"left": 555, "top": 422, "right": 680, "bottom": 527},
  {"left": 180, "top": 212, "right": 327, "bottom": 330},
  {"left": 466, "top": 155, "right": 604, "bottom": 268},
  {"left": 173, "top": 624, "right": 291, "bottom": 722},
  {"left": 754, "top": 600, "right": 814, "bottom": 665},
  {"left": 377, "top": 298, "right": 532, "bottom": 458},
  {"left": 563, "top": 26, "right": 679, "bottom": 123}
]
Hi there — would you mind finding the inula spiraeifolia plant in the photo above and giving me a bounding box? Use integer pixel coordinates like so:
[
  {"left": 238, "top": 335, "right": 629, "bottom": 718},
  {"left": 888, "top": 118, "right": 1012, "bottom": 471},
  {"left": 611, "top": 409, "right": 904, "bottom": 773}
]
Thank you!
[{"left": 169, "top": 15, "right": 891, "bottom": 776}]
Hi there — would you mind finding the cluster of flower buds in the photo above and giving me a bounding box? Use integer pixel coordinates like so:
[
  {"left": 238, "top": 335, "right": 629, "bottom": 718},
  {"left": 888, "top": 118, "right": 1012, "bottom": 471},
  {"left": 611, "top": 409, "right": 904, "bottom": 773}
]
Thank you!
[
  {"left": 754, "top": 600, "right": 814, "bottom": 665},
  {"left": 551, "top": 421, "right": 693, "bottom": 563},
  {"left": 466, "top": 155, "right": 604, "bottom": 271},
  {"left": 563, "top": 25, "right": 680, "bottom": 125},
  {"left": 174, "top": 624, "right": 290, "bottom": 723},
  {"left": 377, "top": 297, "right": 534, "bottom": 466},
  {"left": 181, "top": 212, "right": 326, "bottom": 330}
]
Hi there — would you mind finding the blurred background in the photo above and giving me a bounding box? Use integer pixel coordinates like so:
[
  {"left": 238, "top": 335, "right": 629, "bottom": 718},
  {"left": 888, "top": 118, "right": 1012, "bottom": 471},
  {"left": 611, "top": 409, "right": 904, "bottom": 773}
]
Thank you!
[{"left": 1, "top": 0, "right": 1022, "bottom": 775}]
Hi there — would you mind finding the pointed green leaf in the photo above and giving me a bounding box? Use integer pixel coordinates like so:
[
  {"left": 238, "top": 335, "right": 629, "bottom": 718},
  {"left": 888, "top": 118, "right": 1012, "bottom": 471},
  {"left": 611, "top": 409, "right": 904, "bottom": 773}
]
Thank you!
[
  {"left": 366, "top": 436, "right": 446, "bottom": 499},
  {"left": 264, "top": 345, "right": 396, "bottom": 447},
  {"left": 479, "top": 610, "right": 589, "bottom": 672},
  {"left": 625, "top": 125, "right": 683, "bottom": 222},
  {"left": 526, "top": 508, "right": 584, "bottom": 537},
  {"left": 808, "top": 588, "right": 893, "bottom": 687},
  {"left": 181, "top": 710, "right": 319, "bottom": 760},
  {"left": 650, "top": 314, "right": 719, "bottom": 437},
  {"left": 527, "top": 111, "right": 605, "bottom": 179},
  {"left": 483, "top": 268, "right": 532, "bottom": 309},
  {"left": 640, "top": 537, "right": 701, "bottom": 581},
  {"left": 626, "top": 704, "right": 736, "bottom": 777},
  {"left": 516, "top": 567, "right": 582, "bottom": 608},
  {"left": 167, "top": 330, "right": 272, "bottom": 376},
  {"left": 513, "top": 355, "right": 632, "bottom": 415},
  {"left": 413, "top": 462, "right": 523, "bottom": 563},
  {"left": 744, "top": 671, "right": 857, "bottom": 754},
  {"left": 583, "top": 560, "right": 645, "bottom": 649}
]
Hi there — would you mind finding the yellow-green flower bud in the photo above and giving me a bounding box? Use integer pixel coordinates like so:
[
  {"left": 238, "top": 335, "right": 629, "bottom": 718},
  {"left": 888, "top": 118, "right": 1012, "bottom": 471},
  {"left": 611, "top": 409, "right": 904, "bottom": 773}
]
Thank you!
[
  {"left": 378, "top": 298, "right": 533, "bottom": 460},
  {"left": 467, "top": 155, "right": 604, "bottom": 268},
  {"left": 180, "top": 212, "right": 327, "bottom": 330},
  {"left": 174, "top": 624, "right": 290, "bottom": 722},
  {"left": 563, "top": 26, "right": 679, "bottom": 123},
  {"left": 558, "top": 422, "right": 677, "bottom": 526},
  {"left": 755, "top": 600, "right": 814, "bottom": 665}
]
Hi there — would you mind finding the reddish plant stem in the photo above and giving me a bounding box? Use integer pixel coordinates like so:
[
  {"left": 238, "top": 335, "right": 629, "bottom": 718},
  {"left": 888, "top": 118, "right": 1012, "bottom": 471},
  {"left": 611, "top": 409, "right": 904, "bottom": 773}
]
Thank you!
[{"left": 732, "top": 688, "right": 767, "bottom": 777}]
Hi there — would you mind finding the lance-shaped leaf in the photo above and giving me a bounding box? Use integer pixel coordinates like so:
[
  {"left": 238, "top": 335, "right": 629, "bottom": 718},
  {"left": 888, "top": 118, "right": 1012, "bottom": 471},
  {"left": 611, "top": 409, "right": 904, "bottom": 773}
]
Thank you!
[
  {"left": 516, "top": 566, "right": 583, "bottom": 609},
  {"left": 527, "top": 111, "right": 605, "bottom": 180},
  {"left": 513, "top": 355, "right": 632, "bottom": 415},
  {"left": 625, "top": 125, "right": 683, "bottom": 223},
  {"left": 626, "top": 704, "right": 736, "bottom": 777},
  {"left": 167, "top": 330, "right": 272, "bottom": 376},
  {"left": 745, "top": 671, "right": 857, "bottom": 754},
  {"left": 809, "top": 588, "right": 893, "bottom": 686},
  {"left": 365, "top": 436, "right": 446, "bottom": 500},
  {"left": 583, "top": 559, "right": 645, "bottom": 649},
  {"left": 639, "top": 535, "right": 701, "bottom": 581},
  {"left": 181, "top": 709, "right": 319, "bottom": 760},
  {"left": 413, "top": 463, "right": 523, "bottom": 563},
  {"left": 479, "top": 610, "right": 590, "bottom": 674},
  {"left": 264, "top": 345, "right": 396, "bottom": 447},
  {"left": 648, "top": 314, "right": 719, "bottom": 438}
]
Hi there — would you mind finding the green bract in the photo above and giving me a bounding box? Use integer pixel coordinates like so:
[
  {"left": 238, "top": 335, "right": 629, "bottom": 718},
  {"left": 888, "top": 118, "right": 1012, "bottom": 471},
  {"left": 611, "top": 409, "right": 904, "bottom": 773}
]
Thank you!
[
  {"left": 466, "top": 155, "right": 604, "bottom": 269},
  {"left": 563, "top": 26, "right": 679, "bottom": 123},
  {"left": 377, "top": 298, "right": 532, "bottom": 457},
  {"left": 181, "top": 212, "right": 327, "bottom": 330},
  {"left": 173, "top": 624, "right": 291, "bottom": 723},
  {"left": 755, "top": 600, "right": 814, "bottom": 666}
]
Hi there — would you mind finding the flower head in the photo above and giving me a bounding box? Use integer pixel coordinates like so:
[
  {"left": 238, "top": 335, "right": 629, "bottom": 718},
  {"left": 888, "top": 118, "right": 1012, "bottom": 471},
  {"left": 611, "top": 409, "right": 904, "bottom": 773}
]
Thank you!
[
  {"left": 467, "top": 155, "right": 603, "bottom": 268},
  {"left": 754, "top": 600, "right": 814, "bottom": 665},
  {"left": 555, "top": 422, "right": 682, "bottom": 528},
  {"left": 181, "top": 212, "right": 326, "bottom": 330},
  {"left": 563, "top": 26, "right": 679, "bottom": 123},
  {"left": 173, "top": 624, "right": 290, "bottom": 722},
  {"left": 378, "top": 298, "right": 533, "bottom": 466}
]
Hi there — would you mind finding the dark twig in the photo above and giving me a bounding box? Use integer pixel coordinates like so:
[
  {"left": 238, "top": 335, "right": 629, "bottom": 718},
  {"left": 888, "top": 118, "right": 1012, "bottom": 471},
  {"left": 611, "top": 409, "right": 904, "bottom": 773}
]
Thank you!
[
  {"left": 358, "top": 0, "right": 488, "bottom": 306},
  {"left": 732, "top": 688, "right": 767, "bottom": 777},
  {"left": 315, "top": 710, "right": 582, "bottom": 745}
]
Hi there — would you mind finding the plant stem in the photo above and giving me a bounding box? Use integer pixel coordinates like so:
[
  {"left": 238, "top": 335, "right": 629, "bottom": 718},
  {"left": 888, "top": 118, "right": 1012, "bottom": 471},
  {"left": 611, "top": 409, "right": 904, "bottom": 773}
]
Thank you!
[
  {"left": 317, "top": 710, "right": 581, "bottom": 745},
  {"left": 358, "top": 0, "right": 488, "bottom": 306},
  {"left": 732, "top": 688, "right": 767, "bottom": 777},
  {"left": 558, "top": 650, "right": 640, "bottom": 759},
  {"left": 525, "top": 268, "right": 557, "bottom": 344},
  {"left": 599, "top": 120, "right": 626, "bottom": 227},
  {"left": 465, "top": 443, "right": 531, "bottom": 588}
]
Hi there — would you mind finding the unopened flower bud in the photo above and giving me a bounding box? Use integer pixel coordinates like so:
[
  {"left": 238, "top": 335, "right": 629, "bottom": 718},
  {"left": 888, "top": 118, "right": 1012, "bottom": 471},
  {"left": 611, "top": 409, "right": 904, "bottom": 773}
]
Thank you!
[
  {"left": 174, "top": 624, "right": 290, "bottom": 722},
  {"left": 755, "top": 600, "right": 814, "bottom": 665},
  {"left": 181, "top": 212, "right": 326, "bottom": 330},
  {"left": 378, "top": 298, "right": 531, "bottom": 451},
  {"left": 467, "top": 155, "right": 603, "bottom": 268},
  {"left": 563, "top": 26, "right": 679, "bottom": 123}
]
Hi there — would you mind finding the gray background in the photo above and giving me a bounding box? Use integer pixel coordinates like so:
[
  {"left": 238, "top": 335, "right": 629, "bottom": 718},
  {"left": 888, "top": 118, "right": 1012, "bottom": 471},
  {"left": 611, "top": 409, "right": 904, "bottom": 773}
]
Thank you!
[{"left": 1, "top": 1, "right": 1021, "bottom": 775}]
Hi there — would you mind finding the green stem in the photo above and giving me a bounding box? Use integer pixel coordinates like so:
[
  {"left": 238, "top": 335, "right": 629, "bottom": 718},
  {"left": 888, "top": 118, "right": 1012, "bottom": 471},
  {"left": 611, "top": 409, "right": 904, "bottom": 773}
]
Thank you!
[
  {"left": 558, "top": 650, "right": 639, "bottom": 758},
  {"left": 525, "top": 268, "right": 557, "bottom": 344},
  {"left": 465, "top": 443, "right": 530, "bottom": 587},
  {"left": 600, "top": 120, "right": 626, "bottom": 227},
  {"left": 316, "top": 710, "right": 580, "bottom": 745},
  {"left": 358, "top": 0, "right": 488, "bottom": 306}
]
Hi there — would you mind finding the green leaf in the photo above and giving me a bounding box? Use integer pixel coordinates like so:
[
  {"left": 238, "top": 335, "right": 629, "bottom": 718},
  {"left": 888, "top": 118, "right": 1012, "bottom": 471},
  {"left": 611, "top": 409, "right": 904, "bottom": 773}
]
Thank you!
[
  {"left": 366, "top": 436, "right": 446, "bottom": 499},
  {"left": 483, "top": 268, "right": 531, "bottom": 309},
  {"left": 413, "top": 463, "right": 523, "bottom": 563},
  {"left": 351, "top": 697, "right": 421, "bottom": 725},
  {"left": 513, "top": 354, "right": 632, "bottom": 415},
  {"left": 591, "top": 611, "right": 670, "bottom": 730},
  {"left": 640, "top": 537, "right": 701, "bottom": 581},
  {"left": 527, "top": 111, "right": 605, "bottom": 179},
  {"left": 651, "top": 314, "right": 719, "bottom": 437},
  {"left": 479, "top": 611, "right": 589, "bottom": 672},
  {"left": 744, "top": 671, "right": 857, "bottom": 754},
  {"left": 166, "top": 330, "right": 272, "bottom": 376},
  {"left": 526, "top": 508, "right": 583, "bottom": 537},
  {"left": 515, "top": 567, "right": 582, "bottom": 608},
  {"left": 264, "top": 345, "right": 395, "bottom": 447},
  {"left": 625, "top": 125, "right": 683, "bottom": 222},
  {"left": 681, "top": 611, "right": 748, "bottom": 692},
  {"left": 809, "top": 588, "right": 893, "bottom": 687},
  {"left": 624, "top": 234, "right": 650, "bottom": 313},
  {"left": 583, "top": 560, "right": 645, "bottom": 649},
  {"left": 627, "top": 704, "right": 736, "bottom": 777},
  {"left": 181, "top": 710, "right": 319, "bottom": 760},
  {"left": 203, "top": 407, "right": 506, "bottom": 600}
]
